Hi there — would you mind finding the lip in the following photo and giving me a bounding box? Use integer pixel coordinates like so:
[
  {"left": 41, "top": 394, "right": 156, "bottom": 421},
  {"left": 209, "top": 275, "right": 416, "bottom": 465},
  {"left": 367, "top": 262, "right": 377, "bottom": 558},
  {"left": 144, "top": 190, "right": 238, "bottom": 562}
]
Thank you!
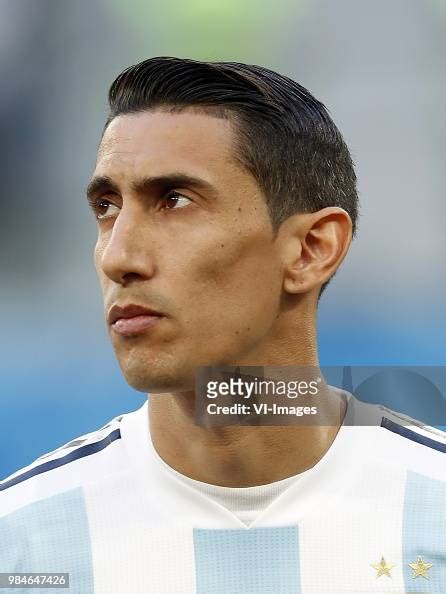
[
  {"left": 112, "top": 314, "right": 163, "bottom": 337},
  {"left": 108, "top": 303, "right": 163, "bottom": 326},
  {"left": 108, "top": 303, "right": 165, "bottom": 337}
]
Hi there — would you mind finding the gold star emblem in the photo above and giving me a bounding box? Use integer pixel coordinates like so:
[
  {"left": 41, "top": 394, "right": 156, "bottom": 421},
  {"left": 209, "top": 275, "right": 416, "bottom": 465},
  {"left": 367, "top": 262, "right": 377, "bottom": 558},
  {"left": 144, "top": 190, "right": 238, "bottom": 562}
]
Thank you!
[
  {"left": 371, "top": 555, "right": 395, "bottom": 578},
  {"left": 408, "top": 556, "right": 433, "bottom": 579}
]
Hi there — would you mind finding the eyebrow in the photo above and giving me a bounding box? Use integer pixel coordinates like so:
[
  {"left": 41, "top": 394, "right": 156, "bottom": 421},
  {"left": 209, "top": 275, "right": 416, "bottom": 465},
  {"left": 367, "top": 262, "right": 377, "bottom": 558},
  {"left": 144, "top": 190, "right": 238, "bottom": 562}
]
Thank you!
[{"left": 85, "top": 172, "right": 218, "bottom": 201}]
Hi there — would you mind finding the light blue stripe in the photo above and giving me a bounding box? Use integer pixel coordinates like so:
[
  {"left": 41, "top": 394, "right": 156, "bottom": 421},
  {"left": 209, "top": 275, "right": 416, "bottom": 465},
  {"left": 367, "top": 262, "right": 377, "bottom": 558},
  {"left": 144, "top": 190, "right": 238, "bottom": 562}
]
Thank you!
[
  {"left": 0, "top": 488, "right": 94, "bottom": 593},
  {"left": 403, "top": 471, "right": 446, "bottom": 593},
  {"left": 193, "top": 526, "right": 300, "bottom": 594}
]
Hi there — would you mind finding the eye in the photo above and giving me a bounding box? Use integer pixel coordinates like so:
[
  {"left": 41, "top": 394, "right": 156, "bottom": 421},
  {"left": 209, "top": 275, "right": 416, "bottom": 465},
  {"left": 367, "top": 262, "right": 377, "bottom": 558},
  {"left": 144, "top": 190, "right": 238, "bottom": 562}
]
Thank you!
[
  {"left": 163, "top": 191, "right": 193, "bottom": 210},
  {"left": 90, "top": 198, "right": 120, "bottom": 220}
]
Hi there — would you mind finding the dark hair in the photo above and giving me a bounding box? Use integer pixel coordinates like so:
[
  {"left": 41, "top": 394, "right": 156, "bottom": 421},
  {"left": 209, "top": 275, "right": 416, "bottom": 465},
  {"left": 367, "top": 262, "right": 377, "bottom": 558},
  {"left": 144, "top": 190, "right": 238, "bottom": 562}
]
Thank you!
[{"left": 105, "top": 57, "right": 359, "bottom": 297}]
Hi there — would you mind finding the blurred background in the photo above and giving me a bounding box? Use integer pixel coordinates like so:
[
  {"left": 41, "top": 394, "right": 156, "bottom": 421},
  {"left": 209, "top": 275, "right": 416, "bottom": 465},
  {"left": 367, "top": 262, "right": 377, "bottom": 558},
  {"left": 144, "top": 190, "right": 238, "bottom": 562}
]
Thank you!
[{"left": 1, "top": 0, "right": 445, "bottom": 479}]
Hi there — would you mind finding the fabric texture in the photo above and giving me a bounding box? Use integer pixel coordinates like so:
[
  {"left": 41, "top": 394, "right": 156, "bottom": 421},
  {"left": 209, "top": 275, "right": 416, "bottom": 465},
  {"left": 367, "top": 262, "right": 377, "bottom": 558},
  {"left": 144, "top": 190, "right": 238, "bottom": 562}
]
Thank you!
[{"left": 1, "top": 389, "right": 445, "bottom": 593}]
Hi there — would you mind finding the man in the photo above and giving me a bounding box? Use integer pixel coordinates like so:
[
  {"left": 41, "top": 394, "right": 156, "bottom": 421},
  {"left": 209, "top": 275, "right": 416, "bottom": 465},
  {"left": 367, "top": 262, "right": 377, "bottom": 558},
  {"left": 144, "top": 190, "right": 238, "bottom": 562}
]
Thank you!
[{"left": 1, "top": 57, "right": 444, "bottom": 593}]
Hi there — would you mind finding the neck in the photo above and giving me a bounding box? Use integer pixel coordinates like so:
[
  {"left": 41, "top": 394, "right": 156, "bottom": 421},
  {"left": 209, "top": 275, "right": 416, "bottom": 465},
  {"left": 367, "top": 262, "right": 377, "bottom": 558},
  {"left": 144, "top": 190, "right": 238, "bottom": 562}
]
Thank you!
[
  {"left": 149, "top": 300, "right": 345, "bottom": 487},
  {"left": 148, "top": 320, "right": 347, "bottom": 487},
  {"left": 149, "top": 391, "right": 346, "bottom": 487}
]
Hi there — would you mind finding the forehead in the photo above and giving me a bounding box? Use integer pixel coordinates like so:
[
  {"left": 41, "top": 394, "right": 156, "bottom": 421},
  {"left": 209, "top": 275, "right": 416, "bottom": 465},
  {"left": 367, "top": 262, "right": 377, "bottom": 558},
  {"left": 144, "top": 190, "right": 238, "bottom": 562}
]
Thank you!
[{"left": 96, "top": 109, "right": 240, "bottom": 179}]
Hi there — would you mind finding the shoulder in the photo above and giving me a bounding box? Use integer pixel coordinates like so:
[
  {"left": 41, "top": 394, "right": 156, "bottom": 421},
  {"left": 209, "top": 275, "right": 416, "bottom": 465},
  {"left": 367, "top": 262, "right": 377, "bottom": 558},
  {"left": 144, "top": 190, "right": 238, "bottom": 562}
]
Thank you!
[
  {"left": 0, "top": 410, "right": 127, "bottom": 518},
  {"left": 378, "top": 404, "right": 446, "bottom": 455},
  {"left": 347, "top": 394, "right": 445, "bottom": 481}
]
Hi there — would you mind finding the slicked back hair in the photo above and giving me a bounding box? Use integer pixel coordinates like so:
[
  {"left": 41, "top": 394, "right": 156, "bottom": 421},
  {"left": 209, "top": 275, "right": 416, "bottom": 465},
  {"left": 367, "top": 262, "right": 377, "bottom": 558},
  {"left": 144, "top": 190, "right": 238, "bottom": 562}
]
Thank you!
[{"left": 105, "top": 57, "right": 359, "bottom": 297}]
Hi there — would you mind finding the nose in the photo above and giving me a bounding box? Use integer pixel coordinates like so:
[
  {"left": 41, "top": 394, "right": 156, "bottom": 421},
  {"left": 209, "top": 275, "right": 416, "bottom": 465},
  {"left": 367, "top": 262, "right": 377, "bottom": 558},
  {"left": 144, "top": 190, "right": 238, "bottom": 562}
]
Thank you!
[{"left": 98, "top": 205, "right": 156, "bottom": 285}]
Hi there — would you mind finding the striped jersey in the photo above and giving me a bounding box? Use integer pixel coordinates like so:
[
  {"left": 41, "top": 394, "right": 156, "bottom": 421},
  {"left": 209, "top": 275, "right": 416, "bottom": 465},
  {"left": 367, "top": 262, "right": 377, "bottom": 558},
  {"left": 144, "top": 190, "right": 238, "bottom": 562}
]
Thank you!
[{"left": 1, "top": 391, "right": 445, "bottom": 593}]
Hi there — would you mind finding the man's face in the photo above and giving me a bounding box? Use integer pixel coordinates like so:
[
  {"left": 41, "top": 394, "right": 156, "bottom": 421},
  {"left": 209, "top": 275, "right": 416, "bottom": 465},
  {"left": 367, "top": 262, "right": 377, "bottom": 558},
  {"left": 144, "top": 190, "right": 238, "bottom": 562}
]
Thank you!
[{"left": 90, "top": 109, "right": 284, "bottom": 392}]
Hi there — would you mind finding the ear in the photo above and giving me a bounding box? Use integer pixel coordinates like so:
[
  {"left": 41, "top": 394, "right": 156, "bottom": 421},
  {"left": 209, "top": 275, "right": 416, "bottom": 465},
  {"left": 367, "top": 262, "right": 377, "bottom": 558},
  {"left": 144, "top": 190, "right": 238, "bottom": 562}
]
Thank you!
[{"left": 279, "top": 207, "right": 353, "bottom": 295}]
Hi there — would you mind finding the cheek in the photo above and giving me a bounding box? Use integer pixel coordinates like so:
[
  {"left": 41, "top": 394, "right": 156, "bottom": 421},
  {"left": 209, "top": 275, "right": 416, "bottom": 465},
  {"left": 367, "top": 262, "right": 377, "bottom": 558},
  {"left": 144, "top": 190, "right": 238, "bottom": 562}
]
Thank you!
[
  {"left": 184, "top": 231, "right": 281, "bottom": 321},
  {"left": 93, "top": 236, "right": 102, "bottom": 266},
  {"left": 93, "top": 246, "right": 100, "bottom": 273},
  {"left": 202, "top": 231, "right": 277, "bottom": 287},
  {"left": 93, "top": 239, "right": 107, "bottom": 288},
  {"left": 182, "top": 243, "right": 281, "bottom": 361}
]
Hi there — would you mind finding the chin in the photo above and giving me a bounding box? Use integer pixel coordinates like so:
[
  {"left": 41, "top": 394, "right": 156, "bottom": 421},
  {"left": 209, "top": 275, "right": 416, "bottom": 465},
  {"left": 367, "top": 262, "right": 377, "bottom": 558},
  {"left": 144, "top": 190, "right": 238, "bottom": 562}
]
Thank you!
[{"left": 122, "top": 363, "right": 195, "bottom": 394}]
